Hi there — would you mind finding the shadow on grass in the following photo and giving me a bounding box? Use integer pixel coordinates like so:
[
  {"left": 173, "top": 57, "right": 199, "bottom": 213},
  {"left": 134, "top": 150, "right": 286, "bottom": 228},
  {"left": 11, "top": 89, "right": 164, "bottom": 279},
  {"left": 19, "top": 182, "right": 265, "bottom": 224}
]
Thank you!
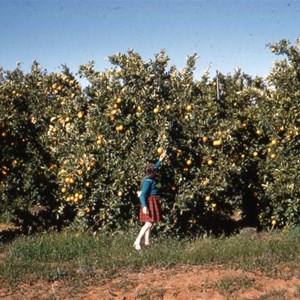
[{"left": 0, "top": 227, "right": 23, "bottom": 244}]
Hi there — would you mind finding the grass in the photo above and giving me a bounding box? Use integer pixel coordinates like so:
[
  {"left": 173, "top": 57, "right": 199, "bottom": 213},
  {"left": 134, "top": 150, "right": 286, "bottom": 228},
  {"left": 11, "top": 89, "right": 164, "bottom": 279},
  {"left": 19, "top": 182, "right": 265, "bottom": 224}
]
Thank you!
[
  {"left": 255, "top": 289, "right": 288, "bottom": 300},
  {"left": 215, "top": 274, "right": 256, "bottom": 296},
  {"left": 0, "top": 212, "right": 12, "bottom": 224},
  {"left": 295, "top": 284, "right": 300, "bottom": 298},
  {"left": 0, "top": 227, "right": 299, "bottom": 285}
]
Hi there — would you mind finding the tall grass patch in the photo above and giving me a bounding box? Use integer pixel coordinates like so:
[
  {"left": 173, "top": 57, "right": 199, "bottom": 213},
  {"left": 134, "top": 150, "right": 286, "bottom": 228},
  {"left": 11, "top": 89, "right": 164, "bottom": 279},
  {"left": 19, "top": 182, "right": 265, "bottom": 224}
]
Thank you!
[{"left": 0, "top": 227, "right": 299, "bottom": 284}]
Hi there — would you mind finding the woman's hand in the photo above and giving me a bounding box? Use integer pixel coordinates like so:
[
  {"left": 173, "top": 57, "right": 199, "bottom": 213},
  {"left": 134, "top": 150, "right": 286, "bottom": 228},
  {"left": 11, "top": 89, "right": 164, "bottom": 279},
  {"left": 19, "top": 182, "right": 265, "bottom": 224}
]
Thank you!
[
  {"left": 159, "top": 151, "right": 167, "bottom": 161},
  {"left": 142, "top": 206, "right": 149, "bottom": 215}
]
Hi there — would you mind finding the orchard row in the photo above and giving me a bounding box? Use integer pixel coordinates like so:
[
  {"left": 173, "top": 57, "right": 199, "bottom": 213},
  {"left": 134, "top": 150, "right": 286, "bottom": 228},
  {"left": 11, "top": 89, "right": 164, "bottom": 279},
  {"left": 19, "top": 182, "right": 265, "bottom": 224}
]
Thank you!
[{"left": 0, "top": 39, "right": 299, "bottom": 234}]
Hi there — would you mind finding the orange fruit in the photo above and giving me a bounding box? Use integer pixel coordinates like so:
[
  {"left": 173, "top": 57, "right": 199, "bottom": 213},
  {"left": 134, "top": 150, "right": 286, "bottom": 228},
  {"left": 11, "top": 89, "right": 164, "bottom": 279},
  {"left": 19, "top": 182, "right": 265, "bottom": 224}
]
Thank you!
[
  {"left": 116, "top": 125, "right": 124, "bottom": 132},
  {"left": 186, "top": 104, "right": 192, "bottom": 111},
  {"left": 213, "top": 139, "right": 222, "bottom": 146},
  {"left": 202, "top": 178, "right": 209, "bottom": 186},
  {"left": 157, "top": 147, "right": 164, "bottom": 155},
  {"left": 153, "top": 107, "right": 159, "bottom": 114},
  {"left": 207, "top": 159, "right": 213, "bottom": 166},
  {"left": 176, "top": 149, "right": 182, "bottom": 157}
]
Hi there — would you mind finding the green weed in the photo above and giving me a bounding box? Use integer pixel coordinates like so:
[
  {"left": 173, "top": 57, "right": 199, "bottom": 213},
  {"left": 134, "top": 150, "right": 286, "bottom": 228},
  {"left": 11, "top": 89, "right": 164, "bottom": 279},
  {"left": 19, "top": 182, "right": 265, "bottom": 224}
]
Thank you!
[
  {"left": 215, "top": 274, "right": 255, "bottom": 296},
  {"left": 255, "top": 289, "right": 288, "bottom": 300},
  {"left": 0, "top": 227, "right": 299, "bottom": 284}
]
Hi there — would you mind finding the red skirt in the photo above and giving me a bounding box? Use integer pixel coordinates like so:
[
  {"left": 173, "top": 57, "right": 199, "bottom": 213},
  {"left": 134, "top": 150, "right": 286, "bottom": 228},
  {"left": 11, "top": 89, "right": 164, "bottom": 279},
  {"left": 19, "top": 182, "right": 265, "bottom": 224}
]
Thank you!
[{"left": 139, "top": 195, "right": 162, "bottom": 223}]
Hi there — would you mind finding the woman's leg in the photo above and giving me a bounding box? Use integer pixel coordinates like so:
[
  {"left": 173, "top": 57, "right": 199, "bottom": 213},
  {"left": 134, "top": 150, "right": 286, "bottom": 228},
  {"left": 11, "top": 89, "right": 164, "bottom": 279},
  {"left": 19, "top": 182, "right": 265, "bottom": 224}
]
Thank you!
[
  {"left": 144, "top": 222, "right": 153, "bottom": 246},
  {"left": 134, "top": 222, "right": 152, "bottom": 250}
]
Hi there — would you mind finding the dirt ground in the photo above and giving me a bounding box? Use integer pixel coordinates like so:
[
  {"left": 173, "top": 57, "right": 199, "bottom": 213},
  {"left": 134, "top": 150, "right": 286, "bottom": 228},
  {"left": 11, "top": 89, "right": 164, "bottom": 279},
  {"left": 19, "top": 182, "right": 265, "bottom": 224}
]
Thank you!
[{"left": 0, "top": 265, "right": 299, "bottom": 300}]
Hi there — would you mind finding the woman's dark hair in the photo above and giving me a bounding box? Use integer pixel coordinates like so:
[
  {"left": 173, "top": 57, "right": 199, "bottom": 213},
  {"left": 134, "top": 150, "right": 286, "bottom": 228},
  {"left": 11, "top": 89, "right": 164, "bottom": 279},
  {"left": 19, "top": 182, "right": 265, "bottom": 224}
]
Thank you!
[{"left": 145, "top": 163, "right": 156, "bottom": 177}]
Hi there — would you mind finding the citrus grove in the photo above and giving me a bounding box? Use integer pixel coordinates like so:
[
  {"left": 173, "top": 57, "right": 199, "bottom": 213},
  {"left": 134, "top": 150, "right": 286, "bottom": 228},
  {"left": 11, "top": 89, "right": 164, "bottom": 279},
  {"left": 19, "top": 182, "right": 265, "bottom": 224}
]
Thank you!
[{"left": 0, "top": 39, "right": 299, "bottom": 235}]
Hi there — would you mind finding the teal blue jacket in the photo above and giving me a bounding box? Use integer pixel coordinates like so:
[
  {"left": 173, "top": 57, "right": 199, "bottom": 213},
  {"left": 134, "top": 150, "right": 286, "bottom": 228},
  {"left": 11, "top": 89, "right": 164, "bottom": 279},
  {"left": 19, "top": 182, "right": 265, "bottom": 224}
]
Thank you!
[{"left": 140, "top": 160, "right": 161, "bottom": 207}]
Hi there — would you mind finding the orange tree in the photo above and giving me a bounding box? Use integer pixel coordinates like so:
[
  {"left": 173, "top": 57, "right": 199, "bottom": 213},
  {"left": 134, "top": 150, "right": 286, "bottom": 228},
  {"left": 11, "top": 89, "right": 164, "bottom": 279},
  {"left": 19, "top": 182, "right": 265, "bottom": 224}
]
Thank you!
[
  {"left": 0, "top": 62, "right": 60, "bottom": 231},
  {"left": 76, "top": 51, "right": 180, "bottom": 231},
  {"left": 41, "top": 66, "right": 89, "bottom": 229},
  {"left": 0, "top": 62, "right": 87, "bottom": 231},
  {"left": 77, "top": 51, "right": 271, "bottom": 235},
  {"left": 256, "top": 39, "right": 300, "bottom": 228}
]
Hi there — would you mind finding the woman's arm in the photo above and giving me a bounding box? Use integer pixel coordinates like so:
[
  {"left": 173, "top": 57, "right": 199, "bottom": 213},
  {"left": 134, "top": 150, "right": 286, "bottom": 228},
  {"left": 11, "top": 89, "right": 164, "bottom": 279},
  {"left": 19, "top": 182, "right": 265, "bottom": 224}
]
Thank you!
[
  {"left": 140, "top": 179, "right": 151, "bottom": 208},
  {"left": 154, "top": 151, "right": 167, "bottom": 169},
  {"left": 154, "top": 160, "right": 161, "bottom": 170}
]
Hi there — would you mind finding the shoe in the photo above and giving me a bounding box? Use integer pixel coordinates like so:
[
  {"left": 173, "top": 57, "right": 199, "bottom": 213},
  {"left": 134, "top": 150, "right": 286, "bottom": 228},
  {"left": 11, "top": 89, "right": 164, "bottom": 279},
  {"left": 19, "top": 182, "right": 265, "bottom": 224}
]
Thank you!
[
  {"left": 133, "top": 241, "right": 141, "bottom": 251},
  {"left": 144, "top": 243, "right": 151, "bottom": 247}
]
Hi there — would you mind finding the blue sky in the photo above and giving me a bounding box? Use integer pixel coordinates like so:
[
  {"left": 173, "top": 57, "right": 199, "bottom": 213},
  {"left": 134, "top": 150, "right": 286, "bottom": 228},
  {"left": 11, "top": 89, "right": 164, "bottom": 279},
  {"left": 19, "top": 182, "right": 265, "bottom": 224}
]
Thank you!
[{"left": 1, "top": 0, "right": 299, "bottom": 83}]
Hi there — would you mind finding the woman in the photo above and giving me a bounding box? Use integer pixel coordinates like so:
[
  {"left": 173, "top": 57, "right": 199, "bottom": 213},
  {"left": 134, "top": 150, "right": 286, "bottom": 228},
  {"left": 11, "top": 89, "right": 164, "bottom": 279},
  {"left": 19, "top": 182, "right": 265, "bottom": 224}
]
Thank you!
[{"left": 133, "top": 151, "right": 166, "bottom": 250}]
